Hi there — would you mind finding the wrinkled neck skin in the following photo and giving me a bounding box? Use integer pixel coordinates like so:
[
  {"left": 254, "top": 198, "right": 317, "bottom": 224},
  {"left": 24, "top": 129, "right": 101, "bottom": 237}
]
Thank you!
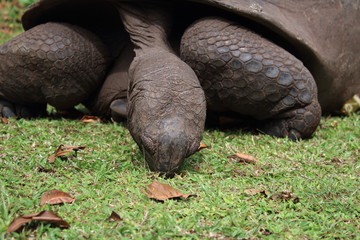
[
  {"left": 118, "top": 3, "right": 206, "bottom": 174},
  {"left": 118, "top": 2, "right": 173, "bottom": 55}
]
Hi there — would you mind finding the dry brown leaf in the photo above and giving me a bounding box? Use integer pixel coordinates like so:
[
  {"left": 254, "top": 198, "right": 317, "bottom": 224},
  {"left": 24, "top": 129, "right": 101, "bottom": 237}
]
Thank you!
[
  {"left": 7, "top": 210, "right": 70, "bottom": 233},
  {"left": 40, "top": 189, "right": 75, "bottom": 205},
  {"left": 227, "top": 153, "right": 258, "bottom": 164},
  {"left": 142, "top": 181, "right": 196, "bottom": 201},
  {"left": 48, "top": 155, "right": 56, "bottom": 163},
  {"left": 1, "top": 117, "right": 9, "bottom": 124},
  {"left": 270, "top": 191, "right": 300, "bottom": 203},
  {"left": 80, "top": 115, "right": 102, "bottom": 123},
  {"left": 105, "top": 211, "right": 123, "bottom": 222},
  {"left": 48, "top": 144, "right": 85, "bottom": 163},
  {"left": 197, "top": 143, "right": 209, "bottom": 151},
  {"left": 6, "top": 214, "right": 34, "bottom": 233},
  {"left": 48, "top": 145, "right": 63, "bottom": 163},
  {"left": 243, "top": 188, "right": 268, "bottom": 197},
  {"left": 331, "top": 121, "right": 339, "bottom": 127}
]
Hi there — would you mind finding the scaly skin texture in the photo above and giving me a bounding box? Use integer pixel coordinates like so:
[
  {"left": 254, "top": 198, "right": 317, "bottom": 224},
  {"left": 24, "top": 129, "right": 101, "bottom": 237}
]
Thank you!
[
  {"left": 181, "top": 18, "right": 321, "bottom": 139},
  {"left": 0, "top": 22, "right": 109, "bottom": 116},
  {"left": 119, "top": 4, "right": 206, "bottom": 174},
  {"left": 127, "top": 50, "right": 206, "bottom": 173},
  {"left": 84, "top": 40, "right": 134, "bottom": 119}
]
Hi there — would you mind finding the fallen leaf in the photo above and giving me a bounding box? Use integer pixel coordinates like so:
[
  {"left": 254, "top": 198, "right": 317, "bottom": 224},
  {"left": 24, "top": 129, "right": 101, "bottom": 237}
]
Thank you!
[
  {"left": 6, "top": 213, "right": 34, "bottom": 233},
  {"left": 105, "top": 211, "right": 123, "bottom": 222},
  {"left": 197, "top": 143, "right": 209, "bottom": 151},
  {"left": 243, "top": 188, "right": 268, "bottom": 197},
  {"left": 270, "top": 191, "right": 300, "bottom": 203},
  {"left": 48, "top": 144, "right": 85, "bottom": 163},
  {"left": 341, "top": 94, "right": 360, "bottom": 115},
  {"left": 7, "top": 210, "right": 70, "bottom": 233},
  {"left": 1, "top": 117, "right": 9, "bottom": 124},
  {"left": 142, "top": 181, "right": 196, "bottom": 201},
  {"left": 80, "top": 115, "right": 102, "bottom": 123},
  {"left": 40, "top": 189, "right": 75, "bottom": 205},
  {"left": 227, "top": 153, "right": 258, "bottom": 164},
  {"left": 331, "top": 121, "right": 339, "bottom": 127}
]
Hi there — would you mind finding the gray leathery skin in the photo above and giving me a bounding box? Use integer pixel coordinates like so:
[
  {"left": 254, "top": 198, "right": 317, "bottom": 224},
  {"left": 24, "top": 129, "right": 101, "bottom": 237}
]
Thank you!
[
  {"left": 119, "top": 4, "right": 206, "bottom": 174},
  {"left": 84, "top": 40, "right": 134, "bottom": 118},
  {"left": 181, "top": 17, "right": 321, "bottom": 139}
]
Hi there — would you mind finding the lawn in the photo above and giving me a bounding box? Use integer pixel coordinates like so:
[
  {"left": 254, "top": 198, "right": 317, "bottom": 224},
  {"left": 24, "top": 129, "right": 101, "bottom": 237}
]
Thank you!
[{"left": 1, "top": 1, "right": 359, "bottom": 239}]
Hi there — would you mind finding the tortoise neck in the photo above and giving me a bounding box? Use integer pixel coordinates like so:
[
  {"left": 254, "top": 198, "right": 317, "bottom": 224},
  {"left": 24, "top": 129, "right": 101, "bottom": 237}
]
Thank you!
[{"left": 118, "top": 3, "right": 173, "bottom": 55}]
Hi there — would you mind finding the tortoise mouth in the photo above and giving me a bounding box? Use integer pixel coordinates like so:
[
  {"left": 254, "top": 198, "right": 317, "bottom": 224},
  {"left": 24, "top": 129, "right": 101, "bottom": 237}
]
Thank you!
[
  {"left": 142, "top": 132, "right": 191, "bottom": 175},
  {"left": 144, "top": 148, "right": 183, "bottom": 176},
  {"left": 138, "top": 116, "right": 203, "bottom": 175}
]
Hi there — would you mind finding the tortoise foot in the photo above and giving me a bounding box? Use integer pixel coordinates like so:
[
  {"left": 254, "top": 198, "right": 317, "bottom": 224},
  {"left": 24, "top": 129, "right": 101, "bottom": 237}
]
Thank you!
[
  {"left": 0, "top": 100, "right": 16, "bottom": 118},
  {"left": 259, "top": 101, "right": 321, "bottom": 140},
  {"left": 110, "top": 99, "right": 128, "bottom": 122},
  {"left": 0, "top": 99, "right": 46, "bottom": 118}
]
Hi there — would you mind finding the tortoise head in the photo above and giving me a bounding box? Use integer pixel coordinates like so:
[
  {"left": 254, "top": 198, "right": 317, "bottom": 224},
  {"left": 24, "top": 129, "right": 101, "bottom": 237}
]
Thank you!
[
  {"left": 126, "top": 51, "right": 206, "bottom": 175},
  {"left": 137, "top": 116, "right": 202, "bottom": 175}
]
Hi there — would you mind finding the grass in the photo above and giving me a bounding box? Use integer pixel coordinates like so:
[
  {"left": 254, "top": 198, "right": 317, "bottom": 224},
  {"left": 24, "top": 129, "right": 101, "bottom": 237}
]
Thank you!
[
  {"left": 0, "top": 115, "right": 359, "bottom": 239},
  {"left": 0, "top": 0, "right": 26, "bottom": 42},
  {"left": 1, "top": 2, "right": 359, "bottom": 239}
]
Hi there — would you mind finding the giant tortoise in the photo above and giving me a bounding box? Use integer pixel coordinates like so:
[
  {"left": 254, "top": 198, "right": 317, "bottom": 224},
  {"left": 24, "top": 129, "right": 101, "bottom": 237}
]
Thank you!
[{"left": 0, "top": 0, "right": 359, "bottom": 174}]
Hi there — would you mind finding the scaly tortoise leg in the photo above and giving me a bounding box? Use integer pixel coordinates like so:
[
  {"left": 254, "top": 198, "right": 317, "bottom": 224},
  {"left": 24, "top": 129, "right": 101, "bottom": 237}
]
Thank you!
[
  {"left": 0, "top": 22, "right": 109, "bottom": 118},
  {"left": 84, "top": 40, "right": 134, "bottom": 122},
  {"left": 181, "top": 17, "right": 321, "bottom": 140}
]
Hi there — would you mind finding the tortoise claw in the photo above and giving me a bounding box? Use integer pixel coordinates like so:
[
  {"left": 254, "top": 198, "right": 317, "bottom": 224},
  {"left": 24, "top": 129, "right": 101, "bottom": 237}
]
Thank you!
[
  {"left": 110, "top": 99, "right": 128, "bottom": 122},
  {"left": 0, "top": 99, "right": 46, "bottom": 119},
  {"left": 0, "top": 100, "right": 16, "bottom": 118},
  {"left": 259, "top": 101, "right": 321, "bottom": 140}
]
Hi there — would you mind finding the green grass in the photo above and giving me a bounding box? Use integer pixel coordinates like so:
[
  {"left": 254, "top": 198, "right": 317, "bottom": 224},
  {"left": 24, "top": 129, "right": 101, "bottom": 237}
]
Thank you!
[
  {"left": 1, "top": 2, "right": 359, "bottom": 239},
  {"left": 0, "top": 0, "right": 28, "bottom": 42},
  {"left": 0, "top": 115, "right": 359, "bottom": 239}
]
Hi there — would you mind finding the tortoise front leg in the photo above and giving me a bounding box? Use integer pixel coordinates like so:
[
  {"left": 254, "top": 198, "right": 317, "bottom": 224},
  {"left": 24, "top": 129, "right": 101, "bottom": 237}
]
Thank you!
[
  {"left": 0, "top": 22, "right": 109, "bottom": 118},
  {"left": 181, "top": 17, "right": 321, "bottom": 140},
  {"left": 84, "top": 40, "right": 134, "bottom": 122}
]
